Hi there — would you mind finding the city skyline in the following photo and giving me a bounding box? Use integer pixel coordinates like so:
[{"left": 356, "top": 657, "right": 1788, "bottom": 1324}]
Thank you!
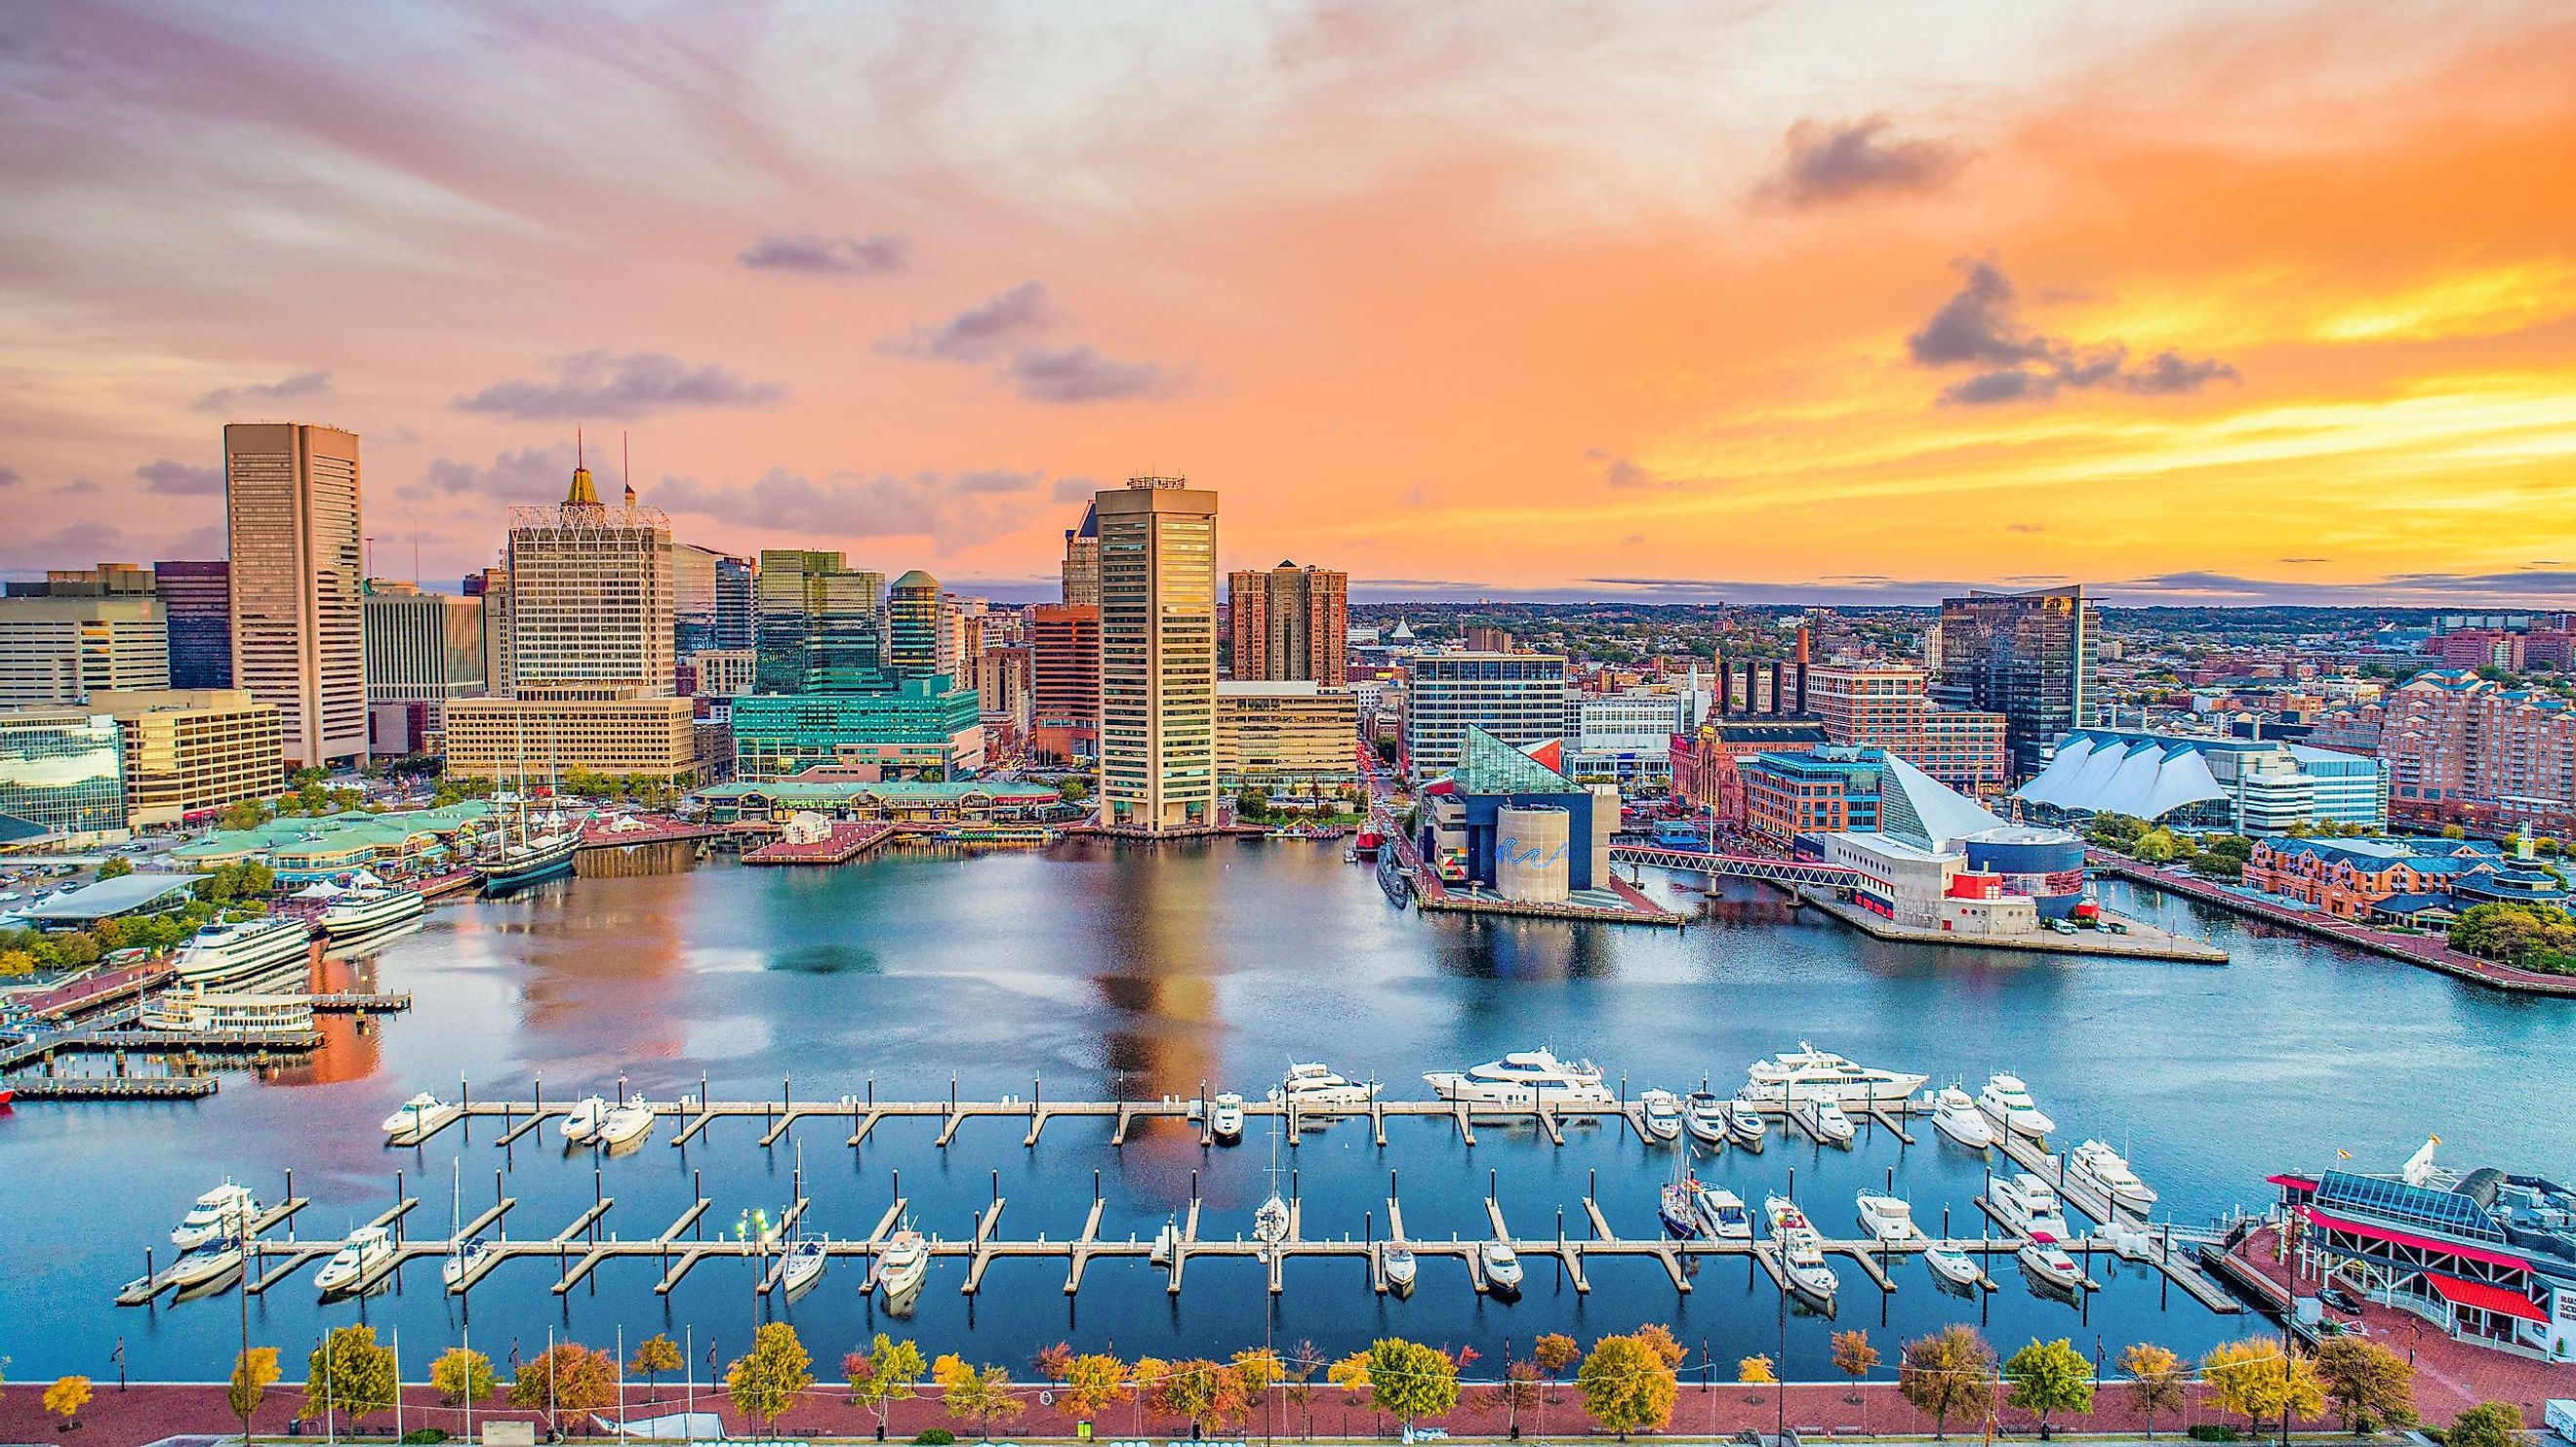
[{"left": 3, "top": 4, "right": 2573, "bottom": 606}]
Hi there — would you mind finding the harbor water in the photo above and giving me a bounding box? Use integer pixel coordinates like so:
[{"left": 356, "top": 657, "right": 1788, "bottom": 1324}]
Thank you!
[{"left": 4, "top": 841, "right": 2571, "bottom": 1381}]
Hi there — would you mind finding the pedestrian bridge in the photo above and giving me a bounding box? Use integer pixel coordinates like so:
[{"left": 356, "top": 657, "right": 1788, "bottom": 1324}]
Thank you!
[{"left": 1606, "top": 845, "right": 1859, "bottom": 889}]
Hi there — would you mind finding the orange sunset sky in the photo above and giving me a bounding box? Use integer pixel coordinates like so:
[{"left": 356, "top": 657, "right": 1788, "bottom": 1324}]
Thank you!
[{"left": 3, "top": 2, "right": 2573, "bottom": 604}]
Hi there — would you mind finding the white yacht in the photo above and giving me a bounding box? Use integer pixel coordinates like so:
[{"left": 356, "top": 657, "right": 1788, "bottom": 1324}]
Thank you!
[
  {"left": 1856, "top": 1191, "right": 1923, "bottom": 1245},
  {"left": 1932, "top": 1086, "right": 1996, "bottom": 1149},
  {"left": 441, "top": 1235, "right": 494, "bottom": 1290},
  {"left": 1382, "top": 1240, "right": 1417, "bottom": 1294},
  {"left": 1807, "top": 1098, "right": 1857, "bottom": 1147},
  {"left": 1978, "top": 1074, "right": 2056, "bottom": 1139},
  {"left": 168, "top": 1237, "right": 246, "bottom": 1289},
  {"left": 2070, "top": 1141, "right": 2156, "bottom": 1213},
  {"left": 1682, "top": 1090, "right": 1729, "bottom": 1146},
  {"left": 142, "top": 987, "right": 314, "bottom": 1035},
  {"left": 1924, "top": 1244, "right": 1983, "bottom": 1288},
  {"left": 1694, "top": 1184, "right": 1752, "bottom": 1242},
  {"left": 1479, "top": 1239, "right": 1523, "bottom": 1293},
  {"left": 1253, "top": 1192, "right": 1291, "bottom": 1245},
  {"left": 2019, "top": 1240, "right": 2084, "bottom": 1292},
  {"left": 1210, "top": 1092, "right": 1246, "bottom": 1145},
  {"left": 382, "top": 1092, "right": 452, "bottom": 1140},
  {"left": 1764, "top": 1195, "right": 1839, "bottom": 1304},
  {"left": 1148, "top": 1216, "right": 1179, "bottom": 1266},
  {"left": 1638, "top": 1089, "right": 1685, "bottom": 1143},
  {"left": 174, "top": 1182, "right": 262, "bottom": 1250},
  {"left": 778, "top": 1237, "right": 826, "bottom": 1300},
  {"left": 1990, "top": 1173, "right": 2073, "bottom": 1241},
  {"left": 875, "top": 1227, "right": 928, "bottom": 1307},
  {"left": 1268, "top": 1063, "right": 1379, "bottom": 1112},
  {"left": 318, "top": 888, "right": 425, "bottom": 939},
  {"left": 313, "top": 1225, "right": 394, "bottom": 1296},
  {"left": 1746, "top": 1043, "right": 1928, "bottom": 1105},
  {"left": 558, "top": 1095, "right": 610, "bottom": 1146},
  {"left": 1425, "top": 1048, "right": 1617, "bottom": 1108},
  {"left": 598, "top": 1097, "right": 658, "bottom": 1148},
  {"left": 1726, "top": 1097, "right": 1768, "bottom": 1151},
  {"left": 174, "top": 917, "right": 312, "bottom": 986}
]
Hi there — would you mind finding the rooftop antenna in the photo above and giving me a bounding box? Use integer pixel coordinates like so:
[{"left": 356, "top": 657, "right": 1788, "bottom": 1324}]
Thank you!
[{"left": 623, "top": 431, "right": 636, "bottom": 508}]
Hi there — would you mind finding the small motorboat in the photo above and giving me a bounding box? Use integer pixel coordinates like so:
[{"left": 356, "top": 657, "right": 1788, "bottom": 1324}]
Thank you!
[
  {"left": 2070, "top": 1140, "right": 2157, "bottom": 1214},
  {"left": 875, "top": 1227, "right": 928, "bottom": 1307},
  {"left": 1979, "top": 1073, "right": 2056, "bottom": 1139},
  {"left": 598, "top": 1097, "right": 658, "bottom": 1148},
  {"left": 167, "top": 1237, "right": 245, "bottom": 1289},
  {"left": 1932, "top": 1085, "right": 1995, "bottom": 1149},
  {"left": 1637, "top": 1089, "right": 1685, "bottom": 1143},
  {"left": 381, "top": 1092, "right": 450, "bottom": 1139},
  {"left": 1383, "top": 1241, "right": 1417, "bottom": 1294},
  {"left": 778, "top": 1237, "right": 826, "bottom": 1300},
  {"left": 1764, "top": 1196, "right": 1838, "bottom": 1305},
  {"left": 1682, "top": 1090, "right": 1729, "bottom": 1146},
  {"left": 1991, "top": 1173, "right": 2073, "bottom": 1240},
  {"left": 1809, "top": 1098, "right": 1857, "bottom": 1147},
  {"left": 1726, "top": 1097, "right": 1768, "bottom": 1151},
  {"left": 1925, "top": 1244, "right": 1983, "bottom": 1288},
  {"left": 2020, "top": 1239, "right": 2084, "bottom": 1293},
  {"left": 1269, "top": 1063, "right": 1380, "bottom": 1113},
  {"left": 1693, "top": 1183, "right": 1752, "bottom": 1241},
  {"left": 558, "top": 1095, "right": 610, "bottom": 1146},
  {"left": 441, "top": 1235, "right": 494, "bottom": 1290},
  {"left": 313, "top": 1225, "right": 394, "bottom": 1296},
  {"left": 1210, "top": 1092, "right": 1246, "bottom": 1145},
  {"left": 174, "top": 1182, "right": 261, "bottom": 1250},
  {"left": 1480, "top": 1239, "right": 1523, "bottom": 1294}
]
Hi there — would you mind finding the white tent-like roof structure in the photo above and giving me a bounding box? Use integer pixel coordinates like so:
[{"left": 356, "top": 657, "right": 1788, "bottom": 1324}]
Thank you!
[
  {"left": 1878, "top": 754, "right": 2009, "bottom": 851},
  {"left": 2016, "top": 735, "right": 2227, "bottom": 821}
]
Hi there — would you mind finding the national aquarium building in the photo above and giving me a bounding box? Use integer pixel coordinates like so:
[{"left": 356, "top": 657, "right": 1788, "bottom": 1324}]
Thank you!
[{"left": 1417, "top": 726, "right": 1618, "bottom": 903}]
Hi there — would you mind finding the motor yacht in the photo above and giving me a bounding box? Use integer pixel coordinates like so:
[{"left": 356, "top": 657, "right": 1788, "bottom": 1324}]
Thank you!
[
  {"left": 1763, "top": 1195, "right": 1839, "bottom": 1304},
  {"left": 318, "top": 888, "right": 425, "bottom": 939},
  {"left": 1726, "top": 1098, "right": 1768, "bottom": 1151},
  {"left": 1638, "top": 1089, "right": 1685, "bottom": 1144},
  {"left": 598, "top": 1097, "right": 658, "bottom": 1148},
  {"left": 1990, "top": 1173, "right": 2073, "bottom": 1241},
  {"left": 441, "top": 1235, "right": 494, "bottom": 1290},
  {"left": 1682, "top": 1090, "right": 1729, "bottom": 1146},
  {"left": 1383, "top": 1241, "right": 1417, "bottom": 1294},
  {"left": 778, "top": 1237, "right": 826, "bottom": 1300},
  {"left": 1978, "top": 1074, "right": 2056, "bottom": 1139},
  {"left": 313, "top": 1226, "right": 394, "bottom": 1296},
  {"left": 1210, "top": 1092, "right": 1246, "bottom": 1145},
  {"left": 1746, "top": 1043, "right": 1928, "bottom": 1105},
  {"left": 1268, "top": 1063, "right": 1380, "bottom": 1113},
  {"left": 1856, "top": 1191, "right": 1923, "bottom": 1245},
  {"left": 168, "top": 1237, "right": 245, "bottom": 1290},
  {"left": 875, "top": 1227, "right": 928, "bottom": 1306},
  {"left": 1693, "top": 1184, "right": 1752, "bottom": 1242},
  {"left": 2019, "top": 1240, "right": 2083, "bottom": 1293},
  {"left": 1425, "top": 1048, "right": 1617, "bottom": 1108},
  {"left": 558, "top": 1095, "right": 610, "bottom": 1146},
  {"left": 1924, "top": 1244, "right": 1983, "bottom": 1288},
  {"left": 1479, "top": 1239, "right": 1523, "bottom": 1293},
  {"left": 382, "top": 1092, "right": 451, "bottom": 1140},
  {"left": 174, "top": 917, "right": 312, "bottom": 987},
  {"left": 174, "top": 1182, "right": 262, "bottom": 1250},
  {"left": 2070, "top": 1141, "right": 2156, "bottom": 1214},
  {"left": 1932, "top": 1086, "right": 1995, "bottom": 1149},
  {"left": 1808, "top": 1098, "right": 1857, "bottom": 1147}
]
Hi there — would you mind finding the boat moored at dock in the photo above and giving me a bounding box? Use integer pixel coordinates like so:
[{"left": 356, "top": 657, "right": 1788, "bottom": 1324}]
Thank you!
[
  {"left": 1269, "top": 1063, "right": 1379, "bottom": 1112},
  {"left": 318, "top": 888, "right": 426, "bottom": 939},
  {"left": 1726, "top": 1097, "right": 1768, "bottom": 1151},
  {"left": 1682, "top": 1090, "right": 1728, "bottom": 1145},
  {"left": 141, "top": 987, "right": 314, "bottom": 1034},
  {"left": 1694, "top": 1183, "right": 1752, "bottom": 1241},
  {"left": 558, "top": 1095, "right": 610, "bottom": 1145},
  {"left": 598, "top": 1096, "right": 658, "bottom": 1148},
  {"left": 1856, "top": 1190, "right": 1923, "bottom": 1245},
  {"left": 1210, "top": 1092, "right": 1246, "bottom": 1144},
  {"left": 173, "top": 917, "right": 312, "bottom": 987},
  {"left": 1382, "top": 1241, "right": 1417, "bottom": 1293},
  {"left": 1479, "top": 1238, "right": 1523, "bottom": 1293},
  {"left": 2070, "top": 1140, "right": 2156, "bottom": 1213},
  {"left": 1763, "top": 1194, "right": 1839, "bottom": 1304},
  {"left": 778, "top": 1237, "right": 826, "bottom": 1299},
  {"left": 874, "top": 1226, "right": 928, "bottom": 1308},
  {"left": 2019, "top": 1239, "right": 2084, "bottom": 1293},
  {"left": 312, "top": 1225, "right": 393, "bottom": 1296},
  {"left": 172, "top": 1182, "right": 260, "bottom": 1251},
  {"left": 1990, "top": 1172, "right": 2073, "bottom": 1240},
  {"left": 1933, "top": 1085, "right": 1995, "bottom": 1149},
  {"left": 1807, "top": 1097, "right": 1857, "bottom": 1146},
  {"left": 1924, "top": 1243, "right": 1983, "bottom": 1288},
  {"left": 1979, "top": 1073, "right": 2057, "bottom": 1139},
  {"left": 1425, "top": 1047, "right": 1617, "bottom": 1108},
  {"left": 1747, "top": 1043, "right": 1927, "bottom": 1105},
  {"left": 1638, "top": 1089, "right": 1684, "bottom": 1143}
]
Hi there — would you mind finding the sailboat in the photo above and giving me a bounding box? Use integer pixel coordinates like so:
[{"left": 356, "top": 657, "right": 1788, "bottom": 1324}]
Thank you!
[
  {"left": 1252, "top": 1122, "right": 1291, "bottom": 1246},
  {"left": 478, "top": 728, "right": 579, "bottom": 893}
]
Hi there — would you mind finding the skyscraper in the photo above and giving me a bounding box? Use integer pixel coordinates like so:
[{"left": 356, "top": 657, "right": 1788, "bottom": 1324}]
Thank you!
[
  {"left": 713, "top": 553, "right": 755, "bottom": 650},
  {"left": 755, "top": 549, "right": 887, "bottom": 694},
  {"left": 154, "top": 560, "right": 232, "bottom": 689},
  {"left": 1061, "top": 502, "right": 1101, "bottom": 606},
  {"left": 503, "top": 455, "right": 675, "bottom": 693},
  {"left": 1929, "top": 584, "right": 2094, "bottom": 779},
  {"left": 1228, "top": 561, "right": 1348, "bottom": 686},
  {"left": 1096, "top": 476, "right": 1218, "bottom": 832},
  {"left": 672, "top": 543, "right": 724, "bottom": 660},
  {"left": 887, "top": 569, "right": 943, "bottom": 680},
  {"left": 224, "top": 422, "right": 366, "bottom": 767},
  {"left": 1029, "top": 603, "right": 1102, "bottom": 764}
]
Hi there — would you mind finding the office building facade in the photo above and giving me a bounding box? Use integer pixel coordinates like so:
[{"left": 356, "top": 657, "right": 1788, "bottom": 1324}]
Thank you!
[
  {"left": 1930, "top": 585, "right": 2093, "bottom": 780},
  {"left": 1096, "top": 478, "right": 1219, "bottom": 832},
  {"left": 154, "top": 560, "right": 232, "bottom": 688},
  {"left": 225, "top": 422, "right": 366, "bottom": 767},
  {"left": 93, "top": 688, "right": 284, "bottom": 826},
  {"left": 730, "top": 678, "right": 985, "bottom": 783},
  {"left": 0, "top": 596, "right": 170, "bottom": 705},
  {"left": 1808, "top": 662, "right": 2010, "bottom": 795},
  {"left": 1402, "top": 651, "right": 1570, "bottom": 780},
  {"left": 755, "top": 549, "right": 887, "bottom": 695},
  {"left": 0, "top": 708, "right": 128, "bottom": 843},
  {"left": 1217, "top": 681, "right": 1359, "bottom": 791},
  {"left": 1029, "top": 603, "right": 1101, "bottom": 764},
  {"left": 1228, "top": 562, "right": 1348, "bottom": 686},
  {"left": 1061, "top": 502, "right": 1101, "bottom": 606},
  {"left": 502, "top": 460, "right": 674, "bottom": 694},
  {"left": 887, "top": 569, "right": 945, "bottom": 681}
]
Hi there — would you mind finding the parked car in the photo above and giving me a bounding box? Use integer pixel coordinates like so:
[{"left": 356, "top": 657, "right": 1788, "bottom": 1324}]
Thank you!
[{"left": 2319, "top": 1286, "right": 2363, "bottom": 1313}]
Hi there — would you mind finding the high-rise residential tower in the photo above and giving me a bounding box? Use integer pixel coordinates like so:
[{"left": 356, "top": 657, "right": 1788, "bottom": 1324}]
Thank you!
[
  {"left": 1095, "top": 476, "right": 1219, "bottom": 832},
  {"left": 1029, "top": 603, "right": 1102, "bottom": 764},
  {"left": 713, "top": 553, "right": 755, "bottom": 650},
  {"left": 1929, "top": 584, "right": 2095, "bottom": 780},
  {"left": 224, "top": 422, "right": 367, "bottom": 767},
  {"left": 1228, "top": 561, "right": 1348, "bottom": 686}
]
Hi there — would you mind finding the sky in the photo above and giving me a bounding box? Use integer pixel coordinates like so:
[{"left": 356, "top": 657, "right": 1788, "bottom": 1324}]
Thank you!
[{"left": 2, "top": 0, "right": 2573, "bottom": 605}]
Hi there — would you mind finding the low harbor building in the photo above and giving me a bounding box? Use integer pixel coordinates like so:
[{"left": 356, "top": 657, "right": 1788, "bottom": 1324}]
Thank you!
[
  {"left": 2239, "top": 834, "right": 2564, "bottom": 922},
  {"left": 695, "top": 778, "right": 1061, "bottom": 824},
  {"left": 729, "top": 676, "right": 985, "bottom": 783},
  {"left": 1416, "top": 726, "right": 1618, "bottom": 899},
  {"left": 2016, "top": 727, "right": 2387, "bottom": 834},
  {"left": 91, "top": 687, "right": 284, "bottom": 827},
  {"left": 171, "top": 801, "right": 495, "bottom": 877},
  {"left": 1216, "top": 680, "right": 1358, "bottom": 793}
]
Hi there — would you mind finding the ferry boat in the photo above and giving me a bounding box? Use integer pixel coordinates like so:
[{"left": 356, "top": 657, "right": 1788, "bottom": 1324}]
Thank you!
[
  {"left": 173, "top": 1182, "right": 262, "bottom": 1250},
  {"left": 778, "top": 1237, "right": 826, "bottom": 1300},
  {"left": 173, "top": 917, "right": 313, "bottom": 986},
  {"left": 1726, "top": 1097, "right": 1768, "bottom": 1151},
  {"left": 1856, "top": 1191, "right": 1923, "bottom": 1245},
  {"left": 1268, "top": 1062, "right": 1380, "bottom": 1112},
  {"left": 1807, "top": 1097, "right": 1857, "bottom": 1147},
  {"left": 2070, "top": 1140, "right": 2156, "bottom": 1213},
  {"left": 1694, "top": 1183, "right": 1752, "bottom": 1241},
  {"left": 313, "top": 1225, "right": 394, "bottom": 1296},
  {"left": 598, "top": 1097, "right": 658, "bottom": 1148},
  {"left": 558, "top": 1095, "right": 610, "bottom": 1146},
  {"left": 1426, "top": 1048, "right": 1617, "bottom": 1108},
  {"left": 1990, "top": 1173, "right": 2073, "bottom": 1240},
  {"left": 1210, "top": 1092, "right": 1246, "bottom": 1145},
  {"left": 1382, "top": 1240, "right": 1417, "bottom": 1294},
  {"left": 141, "top": 987, "right": 313, "bottom": 1035},
  {"left": 1683, "top": 1090, "right": 1729, "bottom": 1146},
  {"left": 1479, "top": 1239, "right": 1524, "bottom": 1294},
  {"left": 441, "top": 1235, "right": 494, "bottom": 1290},
  {"left": 1932, "top": 1085, "right": 1996, "bottom": 1149},
  {"left": 318, "top": 887, "right": 425, "bottom": 939},
  {"left": 1763, "top": 1195, "right": 1839, "bottom": 1304},
  {"left": 1746, "top": 1043, "right": 1927, "bottom": 1105},
  {"left": 1979, "top": 1073, "right": 2056, "bottom": 1139},
  {"left": 874, "top": 1226, "right": 928, "bottom": 1308},
  {"left": 1638, "top": 1089, "right": 1685, "bottom": 1143}
]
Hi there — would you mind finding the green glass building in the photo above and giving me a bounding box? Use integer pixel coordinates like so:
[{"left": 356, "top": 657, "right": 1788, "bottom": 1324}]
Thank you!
[
  {"left": 0, "top": 708, "right": 128, "bottom": 843},
  {"left": 731, "top": 676, "right": 985, "bottom": 782},
  {"left": 754, "top": 549, "right": 890, "bottom": 695}
]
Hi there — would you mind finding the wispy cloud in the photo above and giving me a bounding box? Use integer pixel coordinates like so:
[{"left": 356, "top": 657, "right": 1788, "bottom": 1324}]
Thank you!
[
  {"left": 878, "top": 282, "right": 1060, "bottom": 363},
  {"left": 651, "top": 465, "right": 1060, "bottom": 547},
  {"left": 1908, "top": 258, "right": 2239, "bottom": 405},
  {"left": 195, "top": 368, "right": 332, "bottom": 414},
  {"left": 136, "top": 459, "right": 222, "bottom": 495},
  {"left": 737, "top": 232, "right": 908, "bottom": 275},
  {"left": 397, "top": 444, "right": 578, "bottom": 502},
  {"left": 1756, "top": 115, "right": 1966, "bottom": 207},
  {"left": 454, "top": 350, "right": 785, "bottom": 419},
  {"left": 1005, "top": 346, "right": 1183, "bottom": 404}
]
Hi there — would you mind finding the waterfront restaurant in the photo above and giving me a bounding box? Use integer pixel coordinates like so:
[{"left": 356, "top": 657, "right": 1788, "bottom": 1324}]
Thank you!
[
  {"left": 171, "top": 802, "right": 495, "bottom": 879},
  {"left": 696, "top": 778, "right": 1063, "bottom": 825},
  {"left": 2270, "top": 1148, "right": 2576, "bottom": 1358}
]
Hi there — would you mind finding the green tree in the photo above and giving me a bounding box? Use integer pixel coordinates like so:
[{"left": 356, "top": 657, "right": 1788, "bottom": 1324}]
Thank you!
[
  {"left": 1362, "top": 1338, "right": 1460, "bottom": 1435},
  {"left": 851, "top": 1335, "right": 926, "bottom": 1437},
  {"left": 96, "top": 855, "right": 135, "bottom": 880},
  {"left": 2118, "top": 1344, "right": 2188, "bottom": 1438},
  {"left": 1234, "top": 786, "right": 1269, "bottom": 823},
  {"left": 2311, "top": 1336, "right": 2415, "bottom": 1432},
  {"left": 430, "top": 1347, "right": 495, "bottom": 1407},
  {"left": 1578, "top": 1334, "right": 1678, "bottom": 1440},
  {"left": 1058, "top": 778, "right": 1088, "bottom": 804},
  {"left": 230, "top": 1347, "right": 280, "bottom": 1441},
  {"left": 1898, "top": 1325, "right": 1994, "bottom": 1440},
  {"left": 628, "top": 1334, "right": 682, "bottom": 1399},
  {"left": 508, "top": 1342, "right": 619, "bottom": 1431},
  {"left": 306, "top": 1324, "right": 400, "bottom": 1429},
  {"left": 2003, "top": 1338, "right": 2094, "bottom": 1437},
  {"left": 727, "top": 1321, "right": 814, "bottom": 1438},
  {"left": 2447, "top": 1401, "right": 2524, "bottom": 1447}
]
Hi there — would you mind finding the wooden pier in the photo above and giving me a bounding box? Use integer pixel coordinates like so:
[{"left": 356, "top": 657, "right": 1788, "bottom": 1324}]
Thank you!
[{"left": 1979, "top": 1104, "right": 2243, "bottom": 1314}]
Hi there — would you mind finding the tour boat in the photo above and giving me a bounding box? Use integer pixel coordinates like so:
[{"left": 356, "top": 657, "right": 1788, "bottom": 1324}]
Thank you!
[
  {"left": 1383, "top": 1241, "right": 1417, "bottom": 1294},
  {"left": 875, "top": 1227, "right": 928, "bottom": 1307},
  {"left": 1210, "top": 1092, "right": 1246, "bottom": 1145},
  {"left": 1978, "top": 1073, "right": 2056, "bottom": 1139},
  {"left": 382, "top": 1092, "right": 451, "bottom": 1139},
  {"left": 173, "top": 1182, "right": 261, "bottom": 1250},
  {"left": 441, "top": 1235, "right": 493, "bottom": 1290},
  {"left": 1763, "top": 1195, "right": 1839, "bottom": 1304},
  {"left": 174, "top": 917, "right": 312, "bottom": 986},
  {"left": 1268, "top": 1062, "right": 1380, "bottom": 1112},
  {"left": 1682, "top": 1090, "right": 1730, "bottom": 1146},
  {"left": 1638, "top": 1089, "right": 1685, "bottom": 1143},
  {"left": 1808, "top": 1098, "right": 1857, "bottom": 1147},
  {"left": 2019, "top": 1240, "right": 2084, "bottom": 1292},
  {"left": 1990, "top": 1173, "right": 2073, "bottom": 1241},
  {"left": 1726, "top": 1097, "right": 1769, "bottom": 1151},
  {"left": 558, "top": 1094, "right": 610, "bottom": 1146},
  {"left": 1479, "top": 1239, "right": 1524, "bottom": 1294},
  {"left": 313, "top": 1225, "right": 394, "bottom": 1296},
  {"left": 167, "top": 1237, "right": 246, "bottom": 1289},
  {"left": 1932, "top": 1086, "right": 1996, "bottom": 1149},
  {"left": 598, "top": 1097, "right": 658, "bottom": 1148},
  {"left": 1924, "top": 1244, "right": 1983, "bottom": 1288},
  {"left": 1746, "top": 1043, "right": 1928, "bottom": 1105},
  {"left": 1856, "top": 1191, "right": 1923, "bottom": 1245},
  {"left": 318, "top": 887, "right": 425, "bottom": 939},
  {"left": 1425, "top": 1048, "right": 1617, "bottom": 1108},
  {"left": 2070, "top": 1140, "right": 2157, "bottom": 1214},
  {"left": 142, "top": 987, "right": 313, "bottom": 1035},
  {"left": 778, "top": 1237, "right": 826, "bottom": 1300},
  {"left": 1693, "top": 1184, "right": 1752, "bottom": 1242}
]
